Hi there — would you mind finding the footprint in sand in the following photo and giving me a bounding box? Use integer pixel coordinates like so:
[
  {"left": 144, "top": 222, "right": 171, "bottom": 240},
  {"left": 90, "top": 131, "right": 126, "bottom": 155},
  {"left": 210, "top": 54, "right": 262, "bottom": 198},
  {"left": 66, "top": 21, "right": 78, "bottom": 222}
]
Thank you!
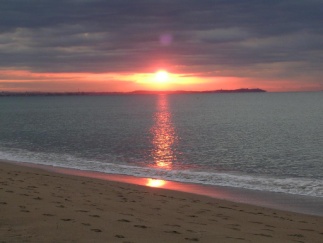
[
  {"left": 134, "top": 225, "right": 149, "bottom": 229},
  {"left": 253, "top": 233, "right": 272, "bottom": 238},
  {"left": 288, "top": 234, "right": 304, "bottom": 238},
  {"left": 164, "top": 224, "right": 181, "bottom": 227},
  {"left": 186, "top": 229, "right": 196, "bottom": 233},
  {"left": 226, "top": 236, "right": 245, "bottom": 241},
  {"left": 120, "top": 213, "right": 134, "bottom": 216},
  {"left": 189, "top": 222, "right": 206, "bottom": 226},
  {"left": 28, "top": 186, "right": 37, "bottom": 189},
  {"left": 115, "top": 234, "right": 125, "bottom": 238},
  {"left": 230, "top": 227, "right": 241, "bottom": 231},
  {"left": 262, "top": 228, "right": 274, "bottom": 232},
  {"left": 265, "top": 224, "right": 275, "bottom": 228},
  {"left": 249, "top": 221, "right": 263, "bottom": 225},
  {"left": 228, "top": 224, "right": 240, "bottom": 227},
  {"left": 208, "top": 219, "right": 218, "bottom": 222},
  {"left": 185, "top": 237, "right": 199, "bottom": 241},
  {"left": 299, "top": 228, "right": 315, "bottom": 232},
  {"left": 218, "top": 206, "right": 233, "bottom": 210},
  {"left": 118, "top": 219, "right": 131, "bottom": 223},
  {"left": 164, "top": 230, "right": 181, "bottom": 234},
  {"left": 91, "top": 229, "right": 102, "bottom": 232}
]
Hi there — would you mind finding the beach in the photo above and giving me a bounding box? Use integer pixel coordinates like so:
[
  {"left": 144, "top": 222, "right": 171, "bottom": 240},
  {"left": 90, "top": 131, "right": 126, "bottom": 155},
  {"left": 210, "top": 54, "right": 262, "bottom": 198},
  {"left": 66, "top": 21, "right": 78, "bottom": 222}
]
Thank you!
[{"left": 1, "top": 161, "right": 322, "bottom": 243}]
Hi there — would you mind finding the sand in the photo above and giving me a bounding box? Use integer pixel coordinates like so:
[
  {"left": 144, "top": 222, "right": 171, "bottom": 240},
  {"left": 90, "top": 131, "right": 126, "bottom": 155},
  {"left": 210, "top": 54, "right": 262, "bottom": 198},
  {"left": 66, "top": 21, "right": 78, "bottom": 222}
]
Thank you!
[{"left": 0, "top": 161, "right": 322, "bottom": 243}]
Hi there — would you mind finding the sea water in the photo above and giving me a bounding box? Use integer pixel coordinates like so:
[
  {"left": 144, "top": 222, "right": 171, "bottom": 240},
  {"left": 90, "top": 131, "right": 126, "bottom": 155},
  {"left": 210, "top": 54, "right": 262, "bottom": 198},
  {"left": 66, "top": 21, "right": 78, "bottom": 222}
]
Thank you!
[{"left": 0, "top": 92, "right": 322, "bottom": 198}]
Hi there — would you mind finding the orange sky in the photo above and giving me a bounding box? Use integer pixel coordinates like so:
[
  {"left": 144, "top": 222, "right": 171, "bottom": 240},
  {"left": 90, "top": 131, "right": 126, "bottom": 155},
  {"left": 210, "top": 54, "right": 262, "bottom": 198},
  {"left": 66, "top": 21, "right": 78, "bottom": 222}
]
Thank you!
[{"left": 1, "top": 69, "right": 321, "bottom": 92}]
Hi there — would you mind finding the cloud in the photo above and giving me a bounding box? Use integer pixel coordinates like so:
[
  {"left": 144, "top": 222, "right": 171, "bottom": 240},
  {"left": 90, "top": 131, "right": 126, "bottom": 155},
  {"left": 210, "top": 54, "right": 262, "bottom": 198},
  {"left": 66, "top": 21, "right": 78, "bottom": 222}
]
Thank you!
[{"left": 0, "top": 0, "right": 322, "bottom": 90}]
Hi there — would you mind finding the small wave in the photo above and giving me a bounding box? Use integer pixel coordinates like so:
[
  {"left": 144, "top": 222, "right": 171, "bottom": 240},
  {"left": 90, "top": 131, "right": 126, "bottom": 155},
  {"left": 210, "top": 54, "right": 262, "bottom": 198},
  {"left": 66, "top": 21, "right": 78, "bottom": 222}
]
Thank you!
[{"left": 0, "top": 147, "right": 322, "bottom": 197}]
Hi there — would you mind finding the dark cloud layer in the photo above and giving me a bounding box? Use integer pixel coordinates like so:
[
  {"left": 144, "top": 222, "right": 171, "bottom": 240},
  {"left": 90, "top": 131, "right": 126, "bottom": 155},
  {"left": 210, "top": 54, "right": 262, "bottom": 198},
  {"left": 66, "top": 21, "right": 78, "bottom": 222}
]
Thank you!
[{"left": 0, "top": 0, "right": 322, "bottom": 88}]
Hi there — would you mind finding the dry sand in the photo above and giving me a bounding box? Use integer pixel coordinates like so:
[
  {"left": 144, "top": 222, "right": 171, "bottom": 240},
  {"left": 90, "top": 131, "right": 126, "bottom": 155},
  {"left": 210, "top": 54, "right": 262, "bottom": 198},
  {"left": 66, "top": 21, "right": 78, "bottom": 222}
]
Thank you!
[{"left": 0, "top": 161, "right": 322, "bottom": 243}]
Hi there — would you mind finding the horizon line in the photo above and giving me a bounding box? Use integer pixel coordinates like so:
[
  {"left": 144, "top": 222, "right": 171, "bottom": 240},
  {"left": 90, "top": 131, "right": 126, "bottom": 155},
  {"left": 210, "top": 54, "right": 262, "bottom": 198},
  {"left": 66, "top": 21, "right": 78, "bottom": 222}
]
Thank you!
[{"left": 0, "top": 88, "right": 267, "bottom": 95}]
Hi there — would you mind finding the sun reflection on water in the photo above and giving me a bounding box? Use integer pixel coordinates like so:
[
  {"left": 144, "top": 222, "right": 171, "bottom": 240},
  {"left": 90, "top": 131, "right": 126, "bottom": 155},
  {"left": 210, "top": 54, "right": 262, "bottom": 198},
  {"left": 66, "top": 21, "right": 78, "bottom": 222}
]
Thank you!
[
  {"left": 146, "top": 178, "right": 167, "bottom": 187},
  {"left": 150, "top": 94, "right": 177, "bottom": 170}
]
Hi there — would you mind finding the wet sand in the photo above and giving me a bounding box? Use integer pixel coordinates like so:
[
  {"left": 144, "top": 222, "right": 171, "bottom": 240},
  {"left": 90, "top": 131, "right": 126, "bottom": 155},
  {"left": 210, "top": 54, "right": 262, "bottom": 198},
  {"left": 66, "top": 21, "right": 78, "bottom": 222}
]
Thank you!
[{"left": 1, "top": 161, "right": 322, "bottom": 242}]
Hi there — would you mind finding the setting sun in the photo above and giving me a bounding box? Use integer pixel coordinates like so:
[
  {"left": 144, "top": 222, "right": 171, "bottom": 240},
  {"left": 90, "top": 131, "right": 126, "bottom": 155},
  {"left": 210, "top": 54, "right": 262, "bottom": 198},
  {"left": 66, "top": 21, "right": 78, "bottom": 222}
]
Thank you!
[{"left": 154, "top": 70, "right": 169, "bottom": 83}]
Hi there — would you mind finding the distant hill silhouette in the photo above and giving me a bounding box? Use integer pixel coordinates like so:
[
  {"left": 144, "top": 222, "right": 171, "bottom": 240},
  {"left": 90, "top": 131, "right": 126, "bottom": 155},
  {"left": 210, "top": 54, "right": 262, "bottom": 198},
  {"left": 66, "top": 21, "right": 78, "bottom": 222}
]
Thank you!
[
  {"left": 0, "top": 88, "right": 266, "bottom": 96},
  {"left": 130, "top": 88, "right": 266, "bottom": 94}
]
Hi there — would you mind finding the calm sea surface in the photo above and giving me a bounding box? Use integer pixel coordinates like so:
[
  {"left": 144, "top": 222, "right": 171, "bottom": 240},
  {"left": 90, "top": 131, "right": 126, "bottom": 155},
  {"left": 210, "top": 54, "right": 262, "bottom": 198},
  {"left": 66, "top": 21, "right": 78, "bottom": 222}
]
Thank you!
[{"left": 1, "top": 92, "right": 322, "bottom": 197}]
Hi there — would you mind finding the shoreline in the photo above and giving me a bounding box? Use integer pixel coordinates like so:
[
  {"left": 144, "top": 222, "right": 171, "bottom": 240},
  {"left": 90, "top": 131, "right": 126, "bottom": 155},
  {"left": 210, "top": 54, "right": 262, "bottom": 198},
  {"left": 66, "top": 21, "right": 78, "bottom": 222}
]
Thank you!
[
  {"left": 1, "top": 160, "right": 323, "bottom": 242},
  {"left": 3, "top": 159, "right": 323, "bottom": 217}
]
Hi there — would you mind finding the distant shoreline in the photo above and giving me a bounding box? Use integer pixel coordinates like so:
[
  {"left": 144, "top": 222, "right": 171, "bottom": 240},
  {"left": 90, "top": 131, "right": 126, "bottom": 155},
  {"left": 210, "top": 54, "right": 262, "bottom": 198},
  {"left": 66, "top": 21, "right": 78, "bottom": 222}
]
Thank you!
[{"left": 0, "top": 88, "right": 266, "bottom": 96}]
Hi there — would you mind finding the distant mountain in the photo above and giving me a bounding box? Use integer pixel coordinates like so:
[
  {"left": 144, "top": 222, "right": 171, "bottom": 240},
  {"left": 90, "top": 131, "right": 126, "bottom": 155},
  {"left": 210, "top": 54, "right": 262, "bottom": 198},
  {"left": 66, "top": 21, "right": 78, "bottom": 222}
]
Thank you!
[{"left": 0, "top": 88, "right": 266, "bottom": 96}]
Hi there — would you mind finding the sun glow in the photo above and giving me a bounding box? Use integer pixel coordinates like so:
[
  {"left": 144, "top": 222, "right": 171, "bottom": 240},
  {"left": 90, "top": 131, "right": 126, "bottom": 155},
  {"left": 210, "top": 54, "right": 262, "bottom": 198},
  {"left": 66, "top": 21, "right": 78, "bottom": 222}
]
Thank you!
[
  {"left": 146, "top": 178, "right": 167, "bottom": 188},
  {"left": 154, "top": 70, "right": 169, "bottom": 83}
]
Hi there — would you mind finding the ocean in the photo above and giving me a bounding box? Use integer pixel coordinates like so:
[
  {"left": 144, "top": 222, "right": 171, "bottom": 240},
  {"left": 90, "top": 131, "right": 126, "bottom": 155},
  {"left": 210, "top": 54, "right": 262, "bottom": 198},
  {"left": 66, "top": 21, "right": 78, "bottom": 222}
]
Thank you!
[{"left": 1, "top": 92, "right": 323, "bottom": 199}]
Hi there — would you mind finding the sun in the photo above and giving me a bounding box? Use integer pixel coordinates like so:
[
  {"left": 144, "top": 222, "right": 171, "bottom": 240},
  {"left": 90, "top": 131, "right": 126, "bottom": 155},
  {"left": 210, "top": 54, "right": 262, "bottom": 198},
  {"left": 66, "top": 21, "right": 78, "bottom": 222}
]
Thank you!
[{"left": 154, "top": 70, "right": 169, "bottom": 83}]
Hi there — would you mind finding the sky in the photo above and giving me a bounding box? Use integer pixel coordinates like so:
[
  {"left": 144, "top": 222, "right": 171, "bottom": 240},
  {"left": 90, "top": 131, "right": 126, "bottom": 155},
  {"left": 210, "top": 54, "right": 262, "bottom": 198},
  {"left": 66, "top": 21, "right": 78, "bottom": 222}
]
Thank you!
[{"left": 0, "top": 0, "right": 322, "bottom": 92}]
